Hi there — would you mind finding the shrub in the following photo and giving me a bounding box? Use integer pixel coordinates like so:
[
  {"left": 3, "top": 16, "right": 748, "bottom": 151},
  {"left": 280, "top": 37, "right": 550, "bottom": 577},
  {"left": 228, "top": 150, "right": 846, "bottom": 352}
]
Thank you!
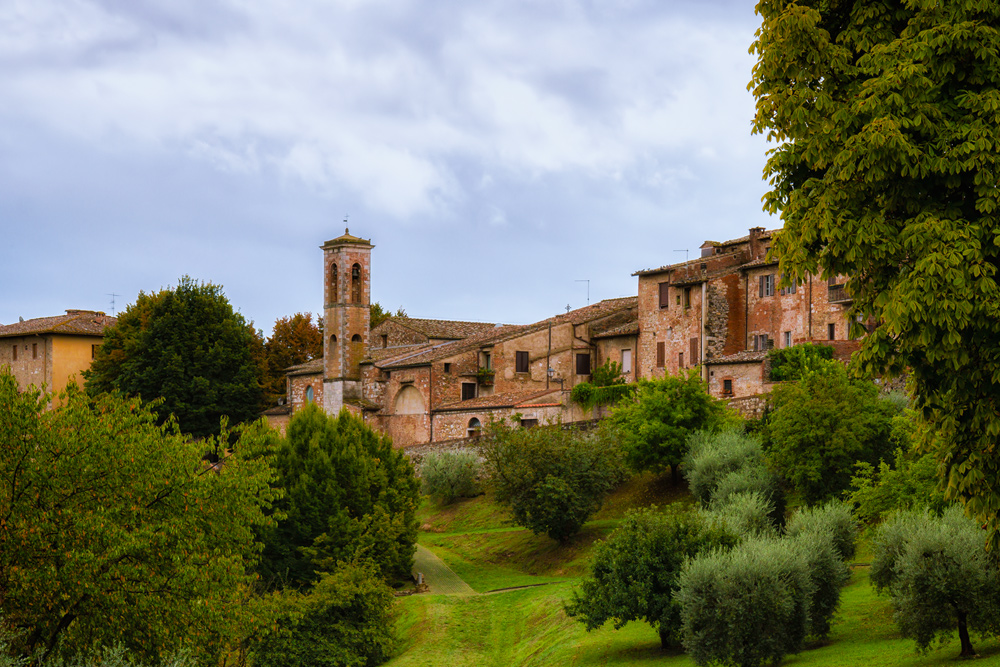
[
  {"left": 711, "top": 464, "right": 786, "bottom": 529},
  {"left": 786, "top": 501, "right": 858, "bottom": 562},
  {"left": 703, "top": 491, "right": 777, "bottom": 539},
  {"left": 480, "top": 419, "right": 625, "bottom": 543},
  {"left": 677, "top": 537, "right": 812, "bottom": 667},
  {"left": 566, "top": 506, "right": 736, "bottom": 648},
  {"left": 872, "top": 506, "right": 1000, "bottom": 657},
  {"left": 789, "top": 530, "right": 851, "bottom": 638},
  {"left": 251, "top": 561, "right": 396, "bottom": 667},
  {"left": 684, "top": 429, "right": 766, "bottom": 507},
  {"left": 419, "top": 451, "right": 482, "bottom": 504}
]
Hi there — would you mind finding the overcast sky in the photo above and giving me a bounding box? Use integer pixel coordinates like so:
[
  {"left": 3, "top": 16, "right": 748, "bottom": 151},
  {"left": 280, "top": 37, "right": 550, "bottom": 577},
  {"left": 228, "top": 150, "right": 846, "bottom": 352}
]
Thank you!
[{"left": 1, "top": 0, "right": 776, "bottom": 335}]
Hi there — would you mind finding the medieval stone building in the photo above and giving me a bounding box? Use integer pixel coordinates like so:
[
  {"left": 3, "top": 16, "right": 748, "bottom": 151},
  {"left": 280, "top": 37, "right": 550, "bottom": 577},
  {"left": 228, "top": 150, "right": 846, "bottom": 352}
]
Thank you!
[{"left": 277, "top": 226, "right": 858, "bottom": 444}]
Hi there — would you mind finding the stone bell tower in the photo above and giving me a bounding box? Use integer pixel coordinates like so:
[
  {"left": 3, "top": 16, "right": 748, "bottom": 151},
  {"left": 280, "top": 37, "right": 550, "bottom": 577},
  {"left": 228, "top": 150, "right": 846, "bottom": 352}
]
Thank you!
[{"left": 321, "top": 228, "right": 373, "bottom": 415}]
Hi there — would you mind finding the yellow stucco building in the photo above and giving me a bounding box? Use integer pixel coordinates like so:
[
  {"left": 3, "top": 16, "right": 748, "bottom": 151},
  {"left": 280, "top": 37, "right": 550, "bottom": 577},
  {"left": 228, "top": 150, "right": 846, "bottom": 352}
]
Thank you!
[{"left": 0, "top": 309, "right": 117, "bottom": 401}]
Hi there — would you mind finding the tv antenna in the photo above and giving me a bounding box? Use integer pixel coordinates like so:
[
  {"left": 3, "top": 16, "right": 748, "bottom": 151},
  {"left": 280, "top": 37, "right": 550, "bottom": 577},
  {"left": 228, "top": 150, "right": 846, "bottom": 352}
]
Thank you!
[
  {"left": 674, "top": 249, "right": 689, "bottom": 262},
  {"left": 107, "top": 293, "right": 120, "bottom": 316},
  {"left": 575, "top": 279, "right": 590, "bottom": 306}
]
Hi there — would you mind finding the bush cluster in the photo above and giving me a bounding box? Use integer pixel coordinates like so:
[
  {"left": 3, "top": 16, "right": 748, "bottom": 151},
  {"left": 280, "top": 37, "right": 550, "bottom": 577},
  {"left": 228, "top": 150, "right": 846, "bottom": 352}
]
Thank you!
[
  {"left": 684, "top": 429, "right": 785, "bottom": 535},
  {"left": 420, "top": 451, "right": 482, "bottom": 504}
]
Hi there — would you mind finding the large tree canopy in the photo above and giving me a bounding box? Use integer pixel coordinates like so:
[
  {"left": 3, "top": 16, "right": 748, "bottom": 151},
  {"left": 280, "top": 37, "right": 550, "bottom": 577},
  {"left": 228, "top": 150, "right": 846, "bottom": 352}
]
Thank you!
[
  {"left": 0, "top": 371, "right": 277, "bottom": 662},
  {"left": 84, "top": 276, "right": 265, "bottom": 439},
  {"left": 263, "top": 312, "right": 323, "bottom": 406},
  {"left": 751, "top": 1, "right": 1000, "bottom": 544}
]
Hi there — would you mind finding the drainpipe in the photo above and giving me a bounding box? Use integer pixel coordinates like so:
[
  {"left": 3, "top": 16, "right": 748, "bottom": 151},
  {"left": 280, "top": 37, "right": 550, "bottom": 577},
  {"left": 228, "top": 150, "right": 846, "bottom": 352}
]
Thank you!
[
  {"left": 744, "top": 271, "right": 750, "bottom": 350},
  {"left": 701, "top": 282, "right": 708, "bottom": 382},
  {"left": 808, "top": 275, "right": 813, "bottom": 340},
  {"left": 428, "top": 364, "right": 433, "bottom": 443},
  {"left": 546, "top": 322, "right": 552, "bottom": 390}
]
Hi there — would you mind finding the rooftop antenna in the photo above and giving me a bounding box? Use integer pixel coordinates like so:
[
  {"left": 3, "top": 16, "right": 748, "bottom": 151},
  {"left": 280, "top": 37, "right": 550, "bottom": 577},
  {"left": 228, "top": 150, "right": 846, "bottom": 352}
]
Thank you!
[
  {"left": 107, "top": 293, "right": 120, "bottom": 316},
  {"left": 674, "top": 249, "right": 689, "bottom": 262},
  {"left": 575, "top": 279, "right": 590, "bottom": 306}
]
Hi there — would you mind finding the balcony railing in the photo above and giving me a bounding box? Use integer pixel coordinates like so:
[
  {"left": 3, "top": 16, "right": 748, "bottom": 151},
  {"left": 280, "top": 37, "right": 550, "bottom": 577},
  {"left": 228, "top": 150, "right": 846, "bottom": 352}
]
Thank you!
[{"left": 827, "top": 285, "right": 852, "bottom": 304}]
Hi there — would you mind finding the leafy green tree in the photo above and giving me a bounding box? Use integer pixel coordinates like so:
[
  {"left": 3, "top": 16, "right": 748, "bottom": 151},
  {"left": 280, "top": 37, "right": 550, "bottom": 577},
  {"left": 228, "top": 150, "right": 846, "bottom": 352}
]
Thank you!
[
  {"left": 566, "top": 507, "right": 736, "bottom": 649},
  {"left": 258, "top": 404, "right": 419, "bottom": 587},
  {"left": 767, "top": 363, "right": 896, "bottom": 504},
  {"left": 263, "top": 313, "right": 323, "bottom": 406},
  {"left": 871, "top": 507, "right": 1000, "bottom": 657},
  {"left": 786, "top": 501, "right": 858, "bottom": 563},
  {"left": 767, "top": 343, "right": 834, "bottom": 382},
  {"left": 369, "top": 302, "right": 407, "bottom": 329},
  {"left": 610, "top": 370, "right": 727, "bottom": 481},
  {"left": 84, "top": 276, "right": 265, "bottom": 439},
  {"left": 480, "top": 420, "right": 625, "bottom": 543},
  {"left": 751, "top": 0, "right": 1000, "bottom": 546},
  {"left": 251, "top": 561, "right": 396, "bottom": 667},
  {"left": 849, "top": 409, "right": 951, "bottom": 524},
  {"left": 0, "top": 371, "right": 278, "bottom": 662}
]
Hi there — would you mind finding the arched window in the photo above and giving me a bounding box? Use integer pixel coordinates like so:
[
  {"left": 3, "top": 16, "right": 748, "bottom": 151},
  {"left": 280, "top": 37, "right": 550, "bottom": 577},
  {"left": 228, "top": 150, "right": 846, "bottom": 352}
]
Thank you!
[
  {"left": 351, "top": 263, "right": 362, "bottom": 303},
  {"left": 330, "top": 263, "right": 338, "bottom": 302},
  {"left": 348, "top": 334, "right": 364, "bottom": 378},
  {"left": 329, "top": 334, "right": 338, "bottom": 364},
  {"left": 467, "top": 417, "right": 482, "bottom": 438},
  {"left": 305, "top": 385, "right": 314, "bottom": 403}
]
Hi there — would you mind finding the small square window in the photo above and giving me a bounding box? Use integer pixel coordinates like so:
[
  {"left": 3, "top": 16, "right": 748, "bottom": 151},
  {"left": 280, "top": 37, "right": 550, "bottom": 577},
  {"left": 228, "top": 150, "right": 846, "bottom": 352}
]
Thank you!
[
  {"left": 462, "top": 382, "right": 476, "bottom": 401},
  {"left": 443, "top": 363, "right": 451, "bottom": 373},
  {"left": 576, "top": 353, "right": 591, "bottom": 376},
  {"left": 516, "top": 351, "right": 529, "bottom": 373},
  {"left": 723, "top": 379, "right": 733, "bottom": 395}
]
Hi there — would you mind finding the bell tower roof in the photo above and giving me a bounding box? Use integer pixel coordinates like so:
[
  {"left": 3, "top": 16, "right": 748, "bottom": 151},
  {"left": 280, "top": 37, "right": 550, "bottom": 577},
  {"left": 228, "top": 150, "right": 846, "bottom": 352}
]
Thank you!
[{"left": 322, "top": 228, "right": 373, "bottom": 249}]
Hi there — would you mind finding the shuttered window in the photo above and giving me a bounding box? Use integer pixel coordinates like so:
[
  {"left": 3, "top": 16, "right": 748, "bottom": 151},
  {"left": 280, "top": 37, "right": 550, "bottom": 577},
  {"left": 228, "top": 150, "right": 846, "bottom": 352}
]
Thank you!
[
  {"left": 516, "top": 351, "right": 529, "bottom": 373},
  {"left": 759, "top": 274, "right": 775, "bottom": 297},
  {"left": 656, "top": 342, "right": 665, "bottom": 367},
  {"left": 462, "top": 383, "right": 476, "bottom": 400},
  {"left": 658, "top": 282, "right": 670, "bottom": 309},
  {"left": 690, "top": 338, "right": 699, "bottom": 366}
]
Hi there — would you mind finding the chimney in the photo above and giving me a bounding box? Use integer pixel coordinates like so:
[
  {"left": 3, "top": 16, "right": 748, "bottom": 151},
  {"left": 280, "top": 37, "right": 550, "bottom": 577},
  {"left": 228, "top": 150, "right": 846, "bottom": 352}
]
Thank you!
[{"left": 748, "top": 227, "right": 766, "bottom": 260}]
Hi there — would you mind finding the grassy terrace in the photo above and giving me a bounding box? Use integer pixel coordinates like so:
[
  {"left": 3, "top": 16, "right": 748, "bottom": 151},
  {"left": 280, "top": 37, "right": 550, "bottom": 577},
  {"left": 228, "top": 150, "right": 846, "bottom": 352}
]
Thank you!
[{"left": 389, "top": 475, "right": 1000, "bottom": 666}]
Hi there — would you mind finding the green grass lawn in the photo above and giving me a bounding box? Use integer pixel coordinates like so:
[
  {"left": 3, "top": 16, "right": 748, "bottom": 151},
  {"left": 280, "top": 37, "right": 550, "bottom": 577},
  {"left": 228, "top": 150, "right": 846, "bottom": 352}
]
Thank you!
[{"left": 393, "top": 477, "right": 1000, "bottom": 666}]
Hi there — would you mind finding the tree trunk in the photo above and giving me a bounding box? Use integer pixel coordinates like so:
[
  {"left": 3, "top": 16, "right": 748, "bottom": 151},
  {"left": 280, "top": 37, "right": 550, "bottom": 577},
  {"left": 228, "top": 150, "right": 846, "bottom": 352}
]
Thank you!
[
  {"left": 957, "top": 610, "right": 976, "bottom": 658},
  {"left": 659, "top": 625, "right": 671, "bottom": 649}
]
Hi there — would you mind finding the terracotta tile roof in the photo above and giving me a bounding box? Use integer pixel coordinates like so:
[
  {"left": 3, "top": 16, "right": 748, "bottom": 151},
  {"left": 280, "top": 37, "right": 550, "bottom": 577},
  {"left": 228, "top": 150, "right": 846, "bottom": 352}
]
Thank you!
[
  {"left": 386, "top": 317, "right": 497, "bottom": 340},
  {"left": 434, "top": 389, "right": 562, "bottom": 412},
  {"left": 633, "top": 228, "right": 782, "bottom": 276},
  {"left": 364, "top": 344, "right": 429, "bottom": 363},
  {"left": 706, "top": 350, "right": 769, "bottom": 365},
  {"left": 0, "top": 310, "right": 117, "bottom": 339},
  {"left": 379, "top": 297, "right": 637, "bottom": 370},
  {"left": 741, "top": 257, "right": 778, "bottom": 269},
  {"left": 592, "top": 321, "right": 639, "bottom": 339},
  {"left": 285, "top": 358, "right": 324, "bottom": 376}
]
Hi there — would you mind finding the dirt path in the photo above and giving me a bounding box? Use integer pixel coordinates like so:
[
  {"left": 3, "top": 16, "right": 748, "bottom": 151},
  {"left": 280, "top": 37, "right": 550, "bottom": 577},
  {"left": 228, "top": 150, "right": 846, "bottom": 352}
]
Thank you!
[{"left": 412, "top": 544, "right": 476, "bottom": 595}]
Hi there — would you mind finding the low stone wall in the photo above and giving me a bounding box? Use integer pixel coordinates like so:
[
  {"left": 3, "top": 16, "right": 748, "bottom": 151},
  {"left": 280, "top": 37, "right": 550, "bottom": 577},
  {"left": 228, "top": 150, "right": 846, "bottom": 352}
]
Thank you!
[{"left": 725, "top": 393, "right": 771, "bottom": 419}]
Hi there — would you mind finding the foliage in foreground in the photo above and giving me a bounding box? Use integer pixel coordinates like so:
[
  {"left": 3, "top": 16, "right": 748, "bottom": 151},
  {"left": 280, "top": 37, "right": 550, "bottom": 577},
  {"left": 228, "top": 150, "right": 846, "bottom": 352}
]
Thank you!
[
  {"left": 752, "top": 0, "right": 1000, "bottom": 548},
  {"left": 871, "top": 507, "right": 1000, "bottom": 657},
  {"left": 767, "top": 342, "right": 834, "bottom": 382},
  {"left": 258, "top": 404, "right": 419, "bottom": 587},
  {"left": 0, "top": 371, "right": 277, "bottom": 662},
  {"left": 767, "top": 362, "right": 897, "bottom": 505},
  {"left": 251, "top": 561, "right": 396, "bottom": 667},
  {"left": 677, "top": 530, "right": 849, "bottom": 667},
  {"left": 480, "top": 419, "right": 625, "bottom": 543},
  {"left": 565, "top": 507, "right": 736, "bottom": 649},
  {"left": 84, "top": 276, "right": 265, "bottom": 439},
  {"left": 610, "top": 371, "right": 728, "bottom": 479},
  {"left": 419, "top": 451, "right": 482, "bottom": 504}
]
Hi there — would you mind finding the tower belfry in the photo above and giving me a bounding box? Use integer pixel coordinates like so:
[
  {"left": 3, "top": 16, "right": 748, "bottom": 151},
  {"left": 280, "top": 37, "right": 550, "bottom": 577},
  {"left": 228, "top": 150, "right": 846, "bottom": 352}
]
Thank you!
[{"left": 321, "top": 228, "right": 373, "bottom": 415}]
